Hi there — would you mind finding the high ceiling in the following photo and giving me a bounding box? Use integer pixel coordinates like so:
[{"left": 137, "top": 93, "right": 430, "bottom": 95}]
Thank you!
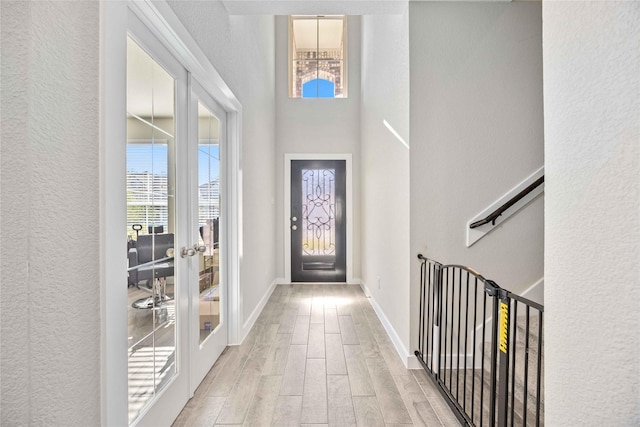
[{"left": 222, "top": 0, "right": 411, "bottom": 15}]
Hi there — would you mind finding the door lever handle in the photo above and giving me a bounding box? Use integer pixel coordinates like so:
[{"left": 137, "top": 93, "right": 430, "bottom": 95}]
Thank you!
[{"left": 181, "top": 247, "right": 196, "bottom": 258}]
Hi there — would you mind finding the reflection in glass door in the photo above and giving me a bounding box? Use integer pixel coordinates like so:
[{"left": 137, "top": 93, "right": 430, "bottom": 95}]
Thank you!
[
  {"left": 126, "top": 37, "right": 177, "bottom": 423},
  {"left": 189, "top": 83, "right": 228, "bottom": 388},
  {"left": 197, "top": 102, "right": 221, "bottom": 343}
]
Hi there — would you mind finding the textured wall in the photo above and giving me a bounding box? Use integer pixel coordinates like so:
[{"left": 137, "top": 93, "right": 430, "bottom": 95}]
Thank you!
[
  {"left": 409, "top": 2, "right": 544, "bottom": 351},
  {"left": 167, "top": 1, "right": 276, "bottom": 336},
  {"left": 543, "top": 2, "right": 640, "bottom": 424},
  {"left": 274, "top": 15, "right": 362, "bottom": 281},
  {"left": 1, "top": 1, "right": 101, "bottom": 424},
  {"left": 360, "top": 12, "right": 411, "bottom": 355}
]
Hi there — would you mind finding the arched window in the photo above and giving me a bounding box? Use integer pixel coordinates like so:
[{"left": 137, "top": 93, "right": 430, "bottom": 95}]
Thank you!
[
  {"left": 289, "top": 15, "right": 347, "bottom": 98},
  {"left": 302, "top": 78, "right": 335, "bottom": 98}
]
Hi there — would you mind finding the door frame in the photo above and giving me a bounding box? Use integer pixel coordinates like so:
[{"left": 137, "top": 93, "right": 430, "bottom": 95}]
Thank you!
[
  {"left": 284, "top": 153, "right": 354, "bottom": 284},
  {"left": 101, "top": 1, "right": 242, "bottom": 425}
]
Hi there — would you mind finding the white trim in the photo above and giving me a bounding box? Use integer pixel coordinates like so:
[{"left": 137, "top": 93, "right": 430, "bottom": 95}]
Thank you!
[
  {"left": 407, "top": 355, "right": 422, "bottom": 370},
  {"left": 359, "top": 281, "right": 418, "bottom": 369},
  {"left": 128, "top": 1, "right": 241, "bottom": 113},
  {"left": 237, "top": 280, "right": 279, "bottom": 344},
  {"left": 284, "top": 153, "right": 354, "bottom": 284},
  {"left": 466, "top": 166, "right": 545, "bottom": 247},
  {"left": 101, "top": 2, "right": 128, "bottom": 425},
  {"left": 228, "top": 109, "right": 242, "bottom": 345}
]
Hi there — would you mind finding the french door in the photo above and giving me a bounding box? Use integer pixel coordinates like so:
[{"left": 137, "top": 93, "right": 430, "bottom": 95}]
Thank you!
[
  {"left": 125, "top": 18, "right": 228, "bottom": 426},
  {"left": 290, "top": 159, "right": 347, "bottom": 282},
  {"left": 188, "top": 79, "right": 228, "bottom": 387}
]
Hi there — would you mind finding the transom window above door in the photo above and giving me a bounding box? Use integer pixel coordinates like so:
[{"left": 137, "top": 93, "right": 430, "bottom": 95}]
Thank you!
[{"left": 289, "top": 15, "right": 347, "bottom": 98}]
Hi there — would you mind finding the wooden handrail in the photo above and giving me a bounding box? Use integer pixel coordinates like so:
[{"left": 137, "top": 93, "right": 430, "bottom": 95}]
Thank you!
[{"left": 469, "top": 175, "right": 544, "bottom": 229}]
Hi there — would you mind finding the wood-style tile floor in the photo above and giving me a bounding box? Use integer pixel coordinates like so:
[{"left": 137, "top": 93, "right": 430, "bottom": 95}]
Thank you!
[{"left": 172, "top": 284, "right": 460, "bottom": 426}]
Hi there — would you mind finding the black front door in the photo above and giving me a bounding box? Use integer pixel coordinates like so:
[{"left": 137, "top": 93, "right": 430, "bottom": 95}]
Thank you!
[{"left": 291, "top": 160, "right": 346, "bottom": 282}]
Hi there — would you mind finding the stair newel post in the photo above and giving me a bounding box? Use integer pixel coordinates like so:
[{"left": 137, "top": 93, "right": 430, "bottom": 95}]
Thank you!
[
  {"left": 496, "top": 290, "right": 511, "bottom": 427},
  {"left": 484, "top": 280, "right": 501, "bottom": 427}
]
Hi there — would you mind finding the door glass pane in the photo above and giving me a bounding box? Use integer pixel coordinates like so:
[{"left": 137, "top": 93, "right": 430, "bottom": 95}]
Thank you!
[
  {"left": 126, "top": 37, "right": 177, "bottom": 423},
  {"left": 301, "top": 168, "right": 336, "bottom": 256},
  {"left": 197, "top": 102, "right": 221, "bottom": 344}
]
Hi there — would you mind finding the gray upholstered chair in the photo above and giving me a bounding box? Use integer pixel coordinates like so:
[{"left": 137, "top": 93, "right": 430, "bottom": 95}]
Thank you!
[{"left": 128, "top": 233, "right": 174, "bottom": 309}]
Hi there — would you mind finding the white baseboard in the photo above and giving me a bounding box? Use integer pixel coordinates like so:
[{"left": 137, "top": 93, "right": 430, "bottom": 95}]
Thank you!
[
  {"left": 274, "top": 278, "right": 362, "bottom": 286},
  {"left": 238, "top": 279, "right": 278, "bottom": 344},
  {"left": 407, "top": 355, "right": 422, "bottom": 369},
  {"left": 360, "top": 281, "right": 418, "bottom": 369}
]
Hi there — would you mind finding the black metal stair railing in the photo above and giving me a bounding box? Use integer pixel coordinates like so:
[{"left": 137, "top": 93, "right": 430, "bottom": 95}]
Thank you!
[{"left": 416, "top": 254, "right": 544, "bottom": 427}]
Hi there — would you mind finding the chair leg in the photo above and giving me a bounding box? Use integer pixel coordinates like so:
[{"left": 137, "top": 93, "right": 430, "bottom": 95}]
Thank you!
[
  {"left": 132, "top": 277, "right": 172, "bottom": 309},
  {"left": 154, "top": 277, "right": 171, "bottom": 305}
]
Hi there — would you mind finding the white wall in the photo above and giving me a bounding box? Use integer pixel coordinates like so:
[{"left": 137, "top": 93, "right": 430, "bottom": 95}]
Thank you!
[
  {"left": 544, "top": 2, "right": 640, "bottom": 424},
  {"left": 167, "top": 2, "right": 277, "bottom": 337},
  {"left": 360, "top": 11, "right": 411, "bottom": 359},
  {"left": 409, "top": 2, "right": 544, "bottom": 351},
  {"left": 1, "top": 1, "right": 102, "bottom": 424},
  {"left": 274, "top": 15, "right": 362, "bottom": 281}
]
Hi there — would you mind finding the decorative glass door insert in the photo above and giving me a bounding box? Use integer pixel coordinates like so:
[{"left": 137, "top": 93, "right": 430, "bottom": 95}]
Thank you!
[
  {"left": 301, "top": 168, "right": 337, "bottom": 258},
  {"left": 291, "top": 160, "right": 346, "bottom": 282}
]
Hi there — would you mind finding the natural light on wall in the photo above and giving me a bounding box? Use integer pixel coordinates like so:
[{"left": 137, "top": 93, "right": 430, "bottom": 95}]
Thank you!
[
  {"left": 289, "top": 15, "right": 347, "bottom": 98},
  {"left": 383, "top": 119, "right": 410, "bottom": 150}
]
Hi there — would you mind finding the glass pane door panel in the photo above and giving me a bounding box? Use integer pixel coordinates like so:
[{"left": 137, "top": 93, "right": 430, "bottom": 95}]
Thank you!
[
  {"left": 126, "top": 36, "right": 177, "bottom": 423},
  {"left": 197, "top": 102, "right": 221, "bottom": 344}
]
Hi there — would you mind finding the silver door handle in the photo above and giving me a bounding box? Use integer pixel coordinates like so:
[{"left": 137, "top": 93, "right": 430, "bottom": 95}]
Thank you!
[
  {"left": 291, "top": 216, "right": 297, "bottom": 222},
  {"left": 181, "top": 247, "right": 196, "bottom": 258},
  {"left": 194, "top": 244, "right": 206, "bottom": 253},
  {"left": 292, "top": 225, "right": 298, "bottom": 230}
]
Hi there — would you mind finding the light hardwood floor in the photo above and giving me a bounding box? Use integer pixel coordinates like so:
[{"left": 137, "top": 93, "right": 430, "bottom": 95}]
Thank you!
[{"left": 172, "top": 284, "right": 460, "bottom": 426}]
